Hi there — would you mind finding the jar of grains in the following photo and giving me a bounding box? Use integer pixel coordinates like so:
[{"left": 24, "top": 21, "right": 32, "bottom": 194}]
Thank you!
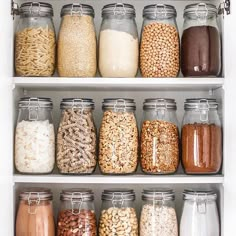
[
  {"left": 140, "top": 4, "right": 180, "bottom": 78},
  {"left": 15, "top": 97, "right": 55, "bottom": 174},
  {"left": 99, "top": 3, "right": 139, "bottom": 77},
  {"left": 57, "top": 98, "right": 97, "bottom": 174},
  {"left": 15, "top": 2, "right": 56, "bottom": 76},
  {"left": 99, "top": 189, "right": 138, "bottom": 236},
  {"left": 57, "top": 188, "right": 97, "bottom": 236},
  {"left": 16, "top": 188, "right": 55, "bottom": 236},
  {"left": 141, "top": 99, "right": 179, "bottom": 174},
  {"left": 99, "top": 98, "right": 138, "bottom": 174},
  {"left": 182, "top": 98, "right": 222, "bottom": 174},
  {"left": 57, "top": 4, "right": 97, "bottom": 77},
  {"left": 181, "top": 3, "right": 221, "bottom": 77},
  {"left": 140, "top": 188, "right": 178, "bottom": 236}
]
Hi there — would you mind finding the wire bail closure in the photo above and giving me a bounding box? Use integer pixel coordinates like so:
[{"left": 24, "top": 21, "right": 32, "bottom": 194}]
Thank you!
[
  {"left": 155, "top": 4, "right": 167, "bottom": 18},
  {"left": 198, "top": 99, "right": 209, "bottom": 122},
  {"left": 114, "top": 99, "right": 127, "bottom": 112},
  {"left": 195, "top": 3, "right": 208, "bottom": 22},
  {"left": 111, "top": 193, "right": 124, "bottom": 207},
  {"left": 71, "top": 192, "right": 83, "bottom": 215},
  {"left": 113, "top": 3, "right": 126, "bottom": 15},
  {"left": 70, "top": 3, "right": 83, "bottom": 16},
  {"left": 196, "top": 193, "right": 208, "bottom": 214},
  {"left": 28, "top": 97, "right": 40, "bottom": 121},
  {"left": 155, "top": 99, "right": 167, "bottom": 119},
  {"left": 29, "top": 2, "right": 41, "bottom": 15},
  {"left": 27, "top": 192, "right": 40, "bottom": 215}
]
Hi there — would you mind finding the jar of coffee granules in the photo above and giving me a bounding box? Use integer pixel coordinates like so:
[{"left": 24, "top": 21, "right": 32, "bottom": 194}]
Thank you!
[{"left": 182, "top": 98, "right": 222, "bottom": 174}]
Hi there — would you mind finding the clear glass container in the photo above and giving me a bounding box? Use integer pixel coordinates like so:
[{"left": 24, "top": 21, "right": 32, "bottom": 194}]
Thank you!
[
  {"left": 141, "top": 99, "right": 179, "bottom": 174},
  {"left": 57, "top": 188, "right": 97, "bottom": 236},
  {"left": 182, "top": 98, "right": 222, "bottom": 174},
  {"left": 15, "top": 97, "right": 55, "bottom": 174},
  {"left": 140, "top": 4, "right": 180, "bottom": 78},
  {"left": 99, "top": 189, "right": 138, "bottom": 236},
  {"left": 15, "top": 2, "right": 56, "bottom": 77},
  {"left": 58, "top": 4, "right": 97, "bottom": 77},
  {"left": 181, "top": 3, "right": 221, "bottom": 77},
  {"left": 140, "top": 188, "right": 178, "bottom": 236},
  {"left": 180, "top": 189, "right": 220, "bottom": 236},
  {"left": 57, "top": 98, "right": 97, "bottom": 174},
  {"left": 16, "top": 188, "right": 55, "bottom": 236},
  {"left": 99, "top": 3, "right": 139, "bottom": 77},
  {"left": 99, "top": 98, "right": 138, "bottom": 174}
]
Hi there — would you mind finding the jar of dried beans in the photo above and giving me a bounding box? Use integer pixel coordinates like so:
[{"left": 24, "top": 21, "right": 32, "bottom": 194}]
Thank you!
[
  {"left": 15, "top": 2, "right": 56, "bottom": 76},
  {"left": 141, "top": 99, "right": 179, "bottom": 174},
  {"left": 140, "top": 4, "right": 180, "bottom": 78},
  {"left": 182, "top": 98, "right": 222, "bottom": 174},
  {"left": 57, "top": 188, "right": 97, "bottom": 236},
  {"left": 57, "top": 98, "right": 97, "bottom": 174},
  {"left": 99, "top": 98, "right": 138, "bottom": 174}
]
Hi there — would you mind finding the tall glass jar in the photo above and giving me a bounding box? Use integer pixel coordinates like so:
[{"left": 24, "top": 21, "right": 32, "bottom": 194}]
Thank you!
[
  {"left": 99, "top": 189, "right": 138, "bottom": 236},
  {"left": 181, "top": 3, "right": 221, "bottom": 77},
  {"left": 58, "top": 4, "right": 97, "bottom": 77},
  {"left": 99, "top": 3, "right": 139, "bottom": 77},
  {"left": 140, "top": 188, "right": 178, "bottom": 236},
  {"left": 141, "top": 99, "right": 179, "bottom": 174},
  {"left": 99, "top": 98, "right": 138, "bottom": 174},
  {"left": 15, "top": 2, "right": 56, "bottom": 77},
  {"left": 57, "top": 188, "right": 97, "bottom": 236},
  {"left": 57, "top": 98, "right": 97, "bottom": 174},
  {"left": 16, "top": 188, "right": 55, "bottom": 236},
  {"left": 180, "top": 189, "right": 220, "bottom": 236},
  {"left": 182, "top": 98, "right": 222, "bottom": 174},
  {"left": 15, "top": 97, "right": 55, "bottom": 174},
  {"left": 140, "top": 4, "right": 180, "bottom": 78}
]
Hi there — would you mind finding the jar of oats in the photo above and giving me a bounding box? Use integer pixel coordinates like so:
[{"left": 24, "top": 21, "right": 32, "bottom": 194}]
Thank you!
[
  {"left": 140, "top": 4, "right": 180, "bottom": 77},
  {"left": 99, "top": 99, "right": 138, "bottom": 174},
  {"left": 141, "top": 98, "right": 179, "bottom": 174},
  {"left": 58, "top": 4, "right": 97, "bottom": 77},
  {"left": 15, "top": 2, "right": 56, "bottom": 77}
]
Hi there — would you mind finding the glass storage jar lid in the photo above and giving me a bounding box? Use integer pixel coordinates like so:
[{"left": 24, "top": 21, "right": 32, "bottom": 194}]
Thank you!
[
  {"left": 183, "top": 189, "right": 217, "bottom": 201},
  {"left": 60, "top": 98, "right": 94, "bottom": 109},
  {"left": 142, "top": 188, "right": 175, "bottom": 201},
  {"left": 19, "top": 188, "right": 53, "bottom": 201},
  {"left": 143, "top": 4, "right": 177, "bottom": 18},
  {"left": 102, "top": 188, "right": 135, "bottom": 201},
  {"left": 184, "top": 98, "right": 218, "bottom": 110},
  {"left": 102, "top": 98, "right": 136, "bottom": 111},
  {"left": 61, "top": 4, "right": 94, "bottom": 17},
  {"left": 102, "top": 3, "right": 136, "bottom": 17},
  {"left": 18, "top": 97, "right": 53, "bottom": 109},
  {"left": 19, "top": 2, "right": 53, "bottom": 17},
  {"left": 184, "top": 3, "right": 218, "bottom": 18},
  {"left": 60, "top": 188, "right": 94, "bottom": 201},
  {"left": 143, "top": 98, "right": 177, "bottom": 110}
]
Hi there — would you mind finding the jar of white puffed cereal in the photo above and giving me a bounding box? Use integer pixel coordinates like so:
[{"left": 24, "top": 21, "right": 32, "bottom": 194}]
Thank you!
[{"left": 15, "top": 97, "right": 55, "bottom": 174}]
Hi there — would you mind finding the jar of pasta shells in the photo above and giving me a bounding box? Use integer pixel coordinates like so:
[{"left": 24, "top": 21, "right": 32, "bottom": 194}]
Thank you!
[
  {"left": 15, "top": 2, "right": 56, "bottom": 77},
  {"left": 99, "top": 99, "right": 138, "bottom": 174},
  {"left": 57, "top": 98, "right": 97, "bottom": 174}
]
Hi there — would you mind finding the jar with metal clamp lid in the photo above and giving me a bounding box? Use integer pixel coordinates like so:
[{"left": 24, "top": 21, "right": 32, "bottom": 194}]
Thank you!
[
  {"left": 16, "top": 188, "right": 55, "bottom": 236},
  {"left": 99, "top": 189, "right": 138, "bottom": 236},
  {"left": 182, "top": 98, "right": 222, "bottom": 174},
  {"left": 15, "top": 97, "right": 55, "bottom": 174},
  {"left": 141, "top": 98, "right": 179, "bottom": 174},
  {"left": 57, "top": 188, "right": 97, "bottom": 236}
]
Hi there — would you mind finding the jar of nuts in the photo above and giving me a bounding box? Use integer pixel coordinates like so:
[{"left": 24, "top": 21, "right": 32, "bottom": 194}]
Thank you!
[
  {"left": 141, "top": 99, "right": 179, "bottom": 174},
  {"left": 57, "top": 188, "right": 97, "bottom": 236},
  {"left": 99, "top": 98, "right": 138, "bottom": 174},
  {"left": 99, "top": 189, "right": 138, "bottom": 236},
  {"left": 140, "top": 4, "right": 180, "bottom": 78},
  {"left": 57, "top": 98, "right": 97, "bottom": 174}
]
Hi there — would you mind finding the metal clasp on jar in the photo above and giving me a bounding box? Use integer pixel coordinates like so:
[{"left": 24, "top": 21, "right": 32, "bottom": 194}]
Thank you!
[
  {"left": 195, "top": 3, "right": 209, "bottom": 23},
  {"left": 71, "top": 193, "right": 83, "bottom": 215},
  {"left": 29, "top": 2, "right": 42, "bottom": 15},
  {"left": 70, "top": 3, "right": 84, "bottom": 16},
  {"left": 113, "top": 3, "right": 126, "bottom": 15},
  {"left": 27, "top": 192, "right": 40, "bottom": 215},
  {"left": 114, "top": 99, "right": 127, "bottom": 112},
  {"left": 28, "top": 97, "right": 40, "bottom": 121},
  {"left": 155, "top": 4, "right": 167, "bottom": 18},
  {"left": 154, "top": 99, "right": 167, "bottom": 119},
  {"left": 111, "top": 193, "right": 124, "bottom": 207},
  {"left": 153, "top": 192, "right": 165, "bottom": 209},
  {"left": 196, "top": 193, "right": 207, "bottom": 214},
  {"left": 72, "top": 99, "right": 85, "bottom": 114},
  {"left": 199, "top": 99, "right": 209, "bottom": 122}
]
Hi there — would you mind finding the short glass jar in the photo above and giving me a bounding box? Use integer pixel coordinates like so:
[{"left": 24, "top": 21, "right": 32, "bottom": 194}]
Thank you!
[
  {"left": 57, "top": 188, "right": 97, "bottom": 236},
  {"left": 57, "top": 98, "right": 97, "bottom": 174},
  {"left": 140, "top": 188, "right": 178, "bottom": 236},
  {"left": 99, "top": 98, "right": 138, "bottom": 174},
  {"left": 57, "top": 4, "right": 97, "bottom": 77},
  {"left": 15, "top": 2, "right": 56, "bottom": 76},
  {"left": 99, "top": 3, "right": 139, "bottom": 77},
  {"left": 141, "top": 99, "right": 179, "bottom": 174},
  {"left": 140, "top": 4, "right": 180, "bottom": 77},
  {"left": 99, "top": 189, "right": 138, "bottom": 236},
  {"left": 182, "top": 98, "right": 222, "bottom": 174},
  {"left": 15, "top": 97, "right": 55, "bottom": 174}
]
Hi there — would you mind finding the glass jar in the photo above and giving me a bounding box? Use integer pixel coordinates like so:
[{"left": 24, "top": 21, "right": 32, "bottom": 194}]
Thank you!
[
  {"left": 180, "top": 189, "right": 220, "bottom": 236},
  {"left": 58, "top": 4, "right": 97, "bottom": 77},
  {"left": 57, "top": 98, "right": 97, "bottom": 174},
  {"left": 140, "top": 188, "right": 178, "bottom": 236},
  {"left": 182, "top": 98, "right": 222, "bottom": 174},
  {"left": 99, "top": 3, "right": 139, "bottom": 77},
  {"left": 181, "top": 3, "right": 221, "bottom": 77},
  {"left": 15, "top": 97, "right": 55, "bottom": 174},
  {"left": 141, "top": 99, "right": 179, "bottom": 174},
  {"left": 99, "top": 189, "right": 138, "bottom": 236},
  {"left": 140, "top": 4, "right": 180, "bottom": 78},
  {"left": 99, "top": 98, "right": 138, "bottom": 174},
  {"left": 16, "top": 188, "right": 55, "bottom": 236},
  {"left": 57, "top": 188, "right": 97, "bottom": 236},
  {"left": 15, "top": 2, "right": 56, "bottom": 77}
]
